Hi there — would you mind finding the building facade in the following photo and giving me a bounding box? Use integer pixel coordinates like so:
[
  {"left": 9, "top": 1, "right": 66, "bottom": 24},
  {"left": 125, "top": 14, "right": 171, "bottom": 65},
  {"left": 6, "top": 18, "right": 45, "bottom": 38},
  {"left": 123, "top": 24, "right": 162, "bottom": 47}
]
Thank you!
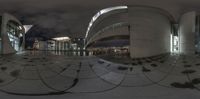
[
  {"left": 0, "top": 13, "right": 25, "bottom": 54},
  {"left": 84, "top": 6, "right": 200, "bottom": 58}
]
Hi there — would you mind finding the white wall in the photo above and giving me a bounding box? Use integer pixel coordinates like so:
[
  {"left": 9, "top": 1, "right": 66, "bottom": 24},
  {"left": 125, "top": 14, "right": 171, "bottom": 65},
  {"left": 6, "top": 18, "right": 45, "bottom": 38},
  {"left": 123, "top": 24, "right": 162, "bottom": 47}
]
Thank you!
[
  {"left": 129, "top": 7, "right": 171, "bottom": 58},
  {"left": 179, "top": 11, "right": 196, "bottom": 55}
]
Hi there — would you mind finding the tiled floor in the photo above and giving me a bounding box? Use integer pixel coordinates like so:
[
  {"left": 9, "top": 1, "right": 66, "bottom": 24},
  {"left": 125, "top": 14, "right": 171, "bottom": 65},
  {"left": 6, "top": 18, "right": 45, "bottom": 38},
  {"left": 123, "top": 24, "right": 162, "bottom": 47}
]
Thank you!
[{"left": 0, "top": 51, "right": 200, "bottom": 98}]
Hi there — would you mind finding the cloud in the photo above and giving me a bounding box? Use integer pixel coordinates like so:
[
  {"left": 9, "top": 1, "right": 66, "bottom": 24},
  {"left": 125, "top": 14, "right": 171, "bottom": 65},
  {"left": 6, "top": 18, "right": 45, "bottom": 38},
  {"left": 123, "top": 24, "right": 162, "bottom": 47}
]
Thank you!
[
  {"left": 24, "top": 12, "right": 94, "bottom": 38},
  {"left": 0, "top": 0, "right": 184, "bottom": 38},
  {"left": 0, "top": 0, "right": 99, "bottom": 38}
]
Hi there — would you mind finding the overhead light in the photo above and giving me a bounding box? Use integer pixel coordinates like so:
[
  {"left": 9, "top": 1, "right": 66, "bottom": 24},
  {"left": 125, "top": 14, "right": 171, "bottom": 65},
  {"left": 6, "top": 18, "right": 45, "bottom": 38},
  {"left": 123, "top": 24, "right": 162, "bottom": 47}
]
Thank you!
[{"left": 52, "top": 37, "right": 70, "bottom": 41}]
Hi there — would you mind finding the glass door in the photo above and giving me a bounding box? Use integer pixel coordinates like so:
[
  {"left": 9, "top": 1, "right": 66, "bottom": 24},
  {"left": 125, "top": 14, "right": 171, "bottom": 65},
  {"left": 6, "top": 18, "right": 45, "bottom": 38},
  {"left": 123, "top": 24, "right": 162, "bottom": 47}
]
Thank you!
[{"left": 171, "top": 24, "right": 180, "bottom": 53}]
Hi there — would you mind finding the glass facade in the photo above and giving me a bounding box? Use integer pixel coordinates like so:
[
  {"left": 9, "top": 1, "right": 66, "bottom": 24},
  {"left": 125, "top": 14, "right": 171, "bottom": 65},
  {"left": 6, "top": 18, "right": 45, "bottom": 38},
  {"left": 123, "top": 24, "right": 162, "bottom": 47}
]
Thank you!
[
  {"left": 0, "top": 16, "right": 2, "bottom": 54},
  {"left": 195, "top": 15, "right": 200, "bottom": 54},
  {"left": 6, "top": 21, "right": 23, "bottom": 51}
]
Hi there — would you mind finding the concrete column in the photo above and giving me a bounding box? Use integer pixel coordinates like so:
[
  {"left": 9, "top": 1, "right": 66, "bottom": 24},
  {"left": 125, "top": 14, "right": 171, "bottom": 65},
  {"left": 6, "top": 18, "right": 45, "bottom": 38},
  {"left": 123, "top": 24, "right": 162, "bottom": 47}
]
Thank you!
[
  {"left": 58, "top": 42, "right": 60, "bottom": 51},
  {"left": 56, "top": 41, "right": 59, "bottom": 51},
  {"left": 64, "top": 42, "right": 67, "bottom": 50},
  {"left": 62, "top": 42, "right": 65, "bottom": 50},
  {"left": 55, "top": 41, "right": 57, "bottom": 51},
  {"left": 60, "top": 42, "right": 63, "bottom": 51}
]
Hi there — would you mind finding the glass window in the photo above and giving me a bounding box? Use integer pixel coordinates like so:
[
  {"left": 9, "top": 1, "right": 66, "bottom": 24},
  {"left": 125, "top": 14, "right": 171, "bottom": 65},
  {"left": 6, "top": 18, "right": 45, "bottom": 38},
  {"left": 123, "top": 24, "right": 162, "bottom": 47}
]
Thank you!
[{"left": 7, "top": 21, "right": 23, "bottom": 51}]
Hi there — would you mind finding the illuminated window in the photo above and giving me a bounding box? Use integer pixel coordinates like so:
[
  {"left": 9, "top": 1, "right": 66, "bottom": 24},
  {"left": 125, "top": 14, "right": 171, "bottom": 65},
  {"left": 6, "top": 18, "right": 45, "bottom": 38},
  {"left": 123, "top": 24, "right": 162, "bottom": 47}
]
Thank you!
[{"left": 52, "top": 37, "right": 70, "bottom": 41}]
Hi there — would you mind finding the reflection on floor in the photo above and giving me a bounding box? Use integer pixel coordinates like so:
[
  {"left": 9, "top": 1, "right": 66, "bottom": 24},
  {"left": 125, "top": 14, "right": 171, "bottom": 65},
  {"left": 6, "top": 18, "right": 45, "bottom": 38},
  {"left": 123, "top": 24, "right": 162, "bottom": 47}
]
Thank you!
[{"left": 0, "top": 51, "right": 200, "bottom": 99}]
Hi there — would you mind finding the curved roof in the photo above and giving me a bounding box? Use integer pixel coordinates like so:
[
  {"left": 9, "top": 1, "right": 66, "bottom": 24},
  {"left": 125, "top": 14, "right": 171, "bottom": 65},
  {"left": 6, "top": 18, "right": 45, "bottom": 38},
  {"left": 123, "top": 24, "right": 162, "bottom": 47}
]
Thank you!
[{"left": 85, "top": 5, "right": 176, "bottom": 46}]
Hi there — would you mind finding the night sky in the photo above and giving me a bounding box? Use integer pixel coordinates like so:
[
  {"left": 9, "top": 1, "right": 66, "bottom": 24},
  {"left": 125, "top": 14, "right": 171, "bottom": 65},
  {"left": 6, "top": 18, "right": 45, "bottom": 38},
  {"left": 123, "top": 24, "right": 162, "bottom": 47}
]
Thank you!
[{"left": 0, "top": 0, "right": 200, "bottom": 39}]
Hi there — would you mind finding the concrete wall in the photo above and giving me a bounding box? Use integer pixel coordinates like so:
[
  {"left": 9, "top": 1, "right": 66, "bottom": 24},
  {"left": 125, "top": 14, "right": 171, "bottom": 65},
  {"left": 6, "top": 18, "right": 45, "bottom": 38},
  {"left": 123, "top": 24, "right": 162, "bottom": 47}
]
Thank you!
[
  {"left": 86, "top": 24, "right": 129, "bottom": 46},
  {"left": 85, "top": 6, "right": 200, "bottom": 57},
  {"left": 179, "top": 11, "right": 196, "bottom": 55},
  {"left": 85, "top": 6, "right": 180, "bottom": 58},
  {"left": 87, "top": 11, "right": 128, "bottom": 41},
  {"left": 1, "top": 13, "right": 25, "bottom": 54},
  {"left": 129, "top": 7, "right": 171, "bottom": 58}
]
